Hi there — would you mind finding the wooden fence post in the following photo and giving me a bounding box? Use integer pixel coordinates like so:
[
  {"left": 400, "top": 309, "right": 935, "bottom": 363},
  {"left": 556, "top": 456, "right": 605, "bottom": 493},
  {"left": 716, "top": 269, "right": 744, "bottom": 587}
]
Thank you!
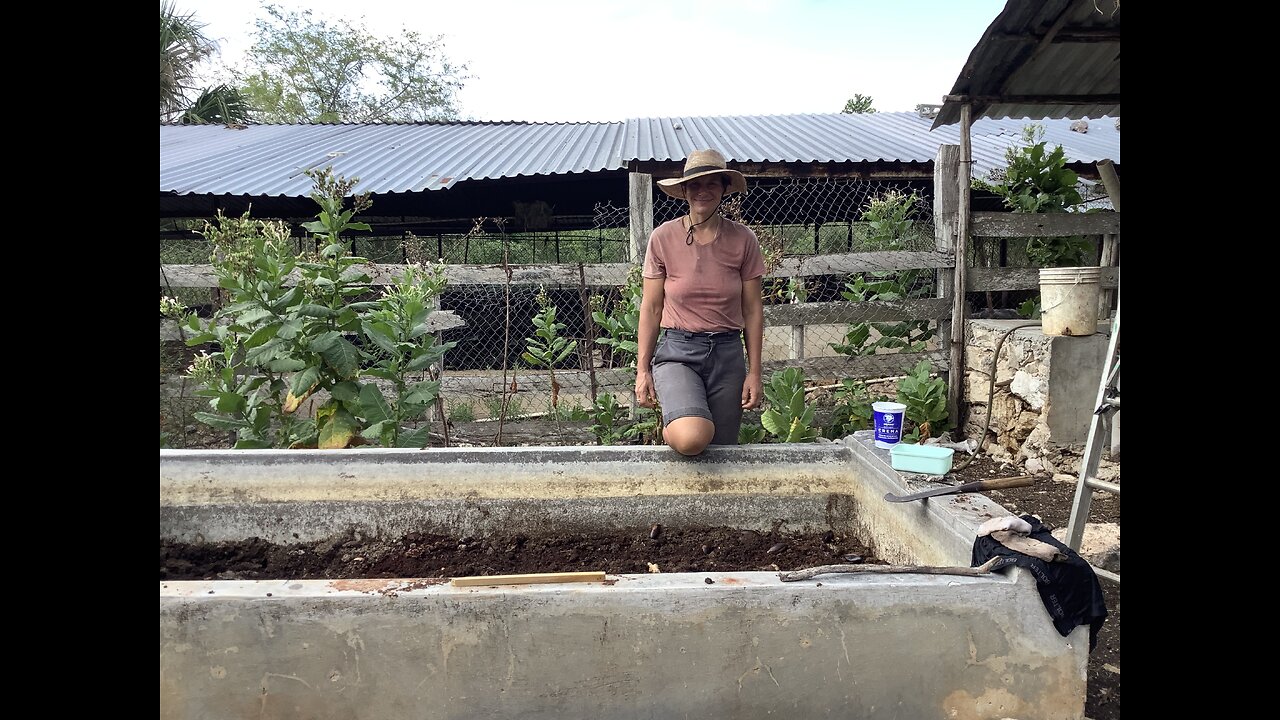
[
  {"left": 1096, "top": 159, "right": 1121, "bottom": 321},
  {"left": 629, "top": 173, "right": 653, "bottom": 266},
  {"left": 934, "top": 144, "right": 963, "bottom": 426}
]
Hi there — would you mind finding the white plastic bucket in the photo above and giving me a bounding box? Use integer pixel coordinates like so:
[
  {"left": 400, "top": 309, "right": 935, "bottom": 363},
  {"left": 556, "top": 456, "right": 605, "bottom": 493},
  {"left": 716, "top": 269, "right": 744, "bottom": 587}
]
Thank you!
[
  {"left": 1039, "top": 266, "right": 1101, "bottom": 336},
  {"left": 872, "top": 401, "right": 907, "bottom": 449}
]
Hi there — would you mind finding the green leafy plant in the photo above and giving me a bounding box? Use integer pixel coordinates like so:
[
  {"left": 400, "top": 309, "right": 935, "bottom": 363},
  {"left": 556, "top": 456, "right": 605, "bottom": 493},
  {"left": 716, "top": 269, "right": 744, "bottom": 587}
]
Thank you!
[
  {"left": 583, "top": 395, "right": 660, "bottom": 445},
  {"left": 591, "top": 266, "right": 643, "bottom": 368},
  {"left": 550, "top": 401, "right": 590, "bottom": 422},
  {"left": 522, "top": 286, "right": 577, "bottom": 440},
  {"left": 1016, "top": 297, "right": 1041, "bottom": 320},
  {"left": 178, "top": 209, "right": 325, "bottom": 448},
  {"left": 484, "top": 394, "right": 524, "bottom": 420},
  {"left": 177, "top": 168, "right": 452, "bottom": 449},
  {"left": 975, "top": 124, "right": 1094, "bottom": 268},
  {"left": 762, "top": 276, "right": 808, "bottom": 305},
  {"left": 357, "top": 262, "right": 457, "bottom": 448},
  {"left": 822, "top": 379, "right": 883, "bottom": 439},
  {"left": 862, "top": 189, "right": 926, "bottom": 251},
  {"left": 587, "top": 393, "right": 623, "bottom": 444},
  {"left": 896, "top": 360, "right": 950, "bottom": 443},
  {"left": 629, "top": 406, "right": 663, "bottom": 446},
  {"left": 585, "top": 392, "right": 662, "bottom": 446},
  {"left": 760, "top": 367, "right": 819, "bottom": 443},
  {"left": 446, "top": 399, "right": 475, "bottom": 423},
  {"left": 738, "top": 423, "right": 766, "bottom": 444},
  {"left": 832, "top": 190, "right": 935, "bottom": 357}
]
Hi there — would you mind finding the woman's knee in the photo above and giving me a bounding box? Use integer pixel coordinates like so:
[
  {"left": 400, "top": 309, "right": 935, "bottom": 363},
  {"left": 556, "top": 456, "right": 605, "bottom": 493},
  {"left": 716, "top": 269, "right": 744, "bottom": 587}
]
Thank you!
[{"left": 665, "top": 417, "right": 715, "bottom": 455}]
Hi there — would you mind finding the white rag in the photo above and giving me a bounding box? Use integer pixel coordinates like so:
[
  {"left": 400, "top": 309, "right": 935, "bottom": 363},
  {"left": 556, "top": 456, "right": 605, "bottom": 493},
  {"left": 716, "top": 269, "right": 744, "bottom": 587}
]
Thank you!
[
  {"left": 977, "top": 516, "right": 1065, "bottom": 563},
  {"left": 977, "top": 516, "right": 1034, "bottom": 537}
]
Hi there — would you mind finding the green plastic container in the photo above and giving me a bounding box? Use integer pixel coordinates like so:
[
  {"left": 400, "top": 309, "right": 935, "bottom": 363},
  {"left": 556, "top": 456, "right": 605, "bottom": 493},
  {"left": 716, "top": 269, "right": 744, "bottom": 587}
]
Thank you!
[{"left": 890, "top": 444, "right": 955, "bottom": 475}]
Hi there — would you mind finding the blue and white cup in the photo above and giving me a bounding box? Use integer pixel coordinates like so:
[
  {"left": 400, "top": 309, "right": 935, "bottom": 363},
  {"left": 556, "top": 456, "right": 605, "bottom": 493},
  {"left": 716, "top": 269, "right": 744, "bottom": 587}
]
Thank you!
[{"left": 872, "top": 401, "right": 907, "bottom": 449}]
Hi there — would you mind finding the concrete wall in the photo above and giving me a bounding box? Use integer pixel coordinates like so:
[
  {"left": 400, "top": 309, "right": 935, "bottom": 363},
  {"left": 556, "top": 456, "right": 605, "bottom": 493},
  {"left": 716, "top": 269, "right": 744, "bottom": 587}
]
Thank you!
[
  {"left": 160, "top": 441, "right": 1088, "bottom": 719},
  {"left": 963, "top": 319, "right": 1109, "bottom": 460}
]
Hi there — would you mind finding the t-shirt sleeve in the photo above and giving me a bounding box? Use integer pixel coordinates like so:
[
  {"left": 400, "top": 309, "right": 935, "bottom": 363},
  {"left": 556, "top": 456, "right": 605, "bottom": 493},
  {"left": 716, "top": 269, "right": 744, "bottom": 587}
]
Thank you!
[
  {"left": 740, "top": 227, "right": 766, "bottom": 280},
  {"left": 642, "top": 231, "right": 665, "bottom": 279}
]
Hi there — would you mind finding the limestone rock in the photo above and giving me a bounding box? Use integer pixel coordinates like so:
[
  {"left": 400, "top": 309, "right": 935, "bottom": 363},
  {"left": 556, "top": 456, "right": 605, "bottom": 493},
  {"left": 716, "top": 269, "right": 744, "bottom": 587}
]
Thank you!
[
  {"left": 1010, "top": 370, "right": 1046, "bottom": 410},
  {"left": 1052, "top": 522, "right": 1120, "bottom": 573}
]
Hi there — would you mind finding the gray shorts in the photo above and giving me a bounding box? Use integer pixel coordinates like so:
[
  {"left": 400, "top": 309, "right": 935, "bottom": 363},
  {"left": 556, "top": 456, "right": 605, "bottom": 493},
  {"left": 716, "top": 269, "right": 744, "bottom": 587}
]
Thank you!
[{"left": 651, "top": 328, "right": 746, "bottom": 445}]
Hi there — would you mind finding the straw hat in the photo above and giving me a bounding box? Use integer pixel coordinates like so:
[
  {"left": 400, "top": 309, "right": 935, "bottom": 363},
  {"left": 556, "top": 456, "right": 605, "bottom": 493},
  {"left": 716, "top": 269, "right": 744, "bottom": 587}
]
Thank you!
[{"left": 656, "top": 149, "right": 748, "bottom": 199}]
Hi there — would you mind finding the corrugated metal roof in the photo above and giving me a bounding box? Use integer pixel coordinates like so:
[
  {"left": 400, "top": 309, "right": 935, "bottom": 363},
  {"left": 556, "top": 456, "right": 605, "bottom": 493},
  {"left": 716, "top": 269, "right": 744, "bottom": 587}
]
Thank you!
[
  {"left": 160, "top": 122, "right": 628, "bottom": 197},
  {"left": 623, "top": 113, "right": 943, "bottom": 164},
  {"left": 622, "top": 112, "right": 1116, "bottom": 179},
  {"left": 933, "top": 0, "right": 1120, "bottom": 128},
  {"left": 160, "top": 113, "right": 1117, "bottom": 197}
]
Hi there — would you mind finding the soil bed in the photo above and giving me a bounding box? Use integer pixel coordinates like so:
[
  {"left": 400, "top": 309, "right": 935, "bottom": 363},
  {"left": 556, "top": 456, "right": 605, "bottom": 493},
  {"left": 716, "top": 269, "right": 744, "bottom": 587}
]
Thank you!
[{"left": 160, "top": 525, "right": 878, "bottom": 581}]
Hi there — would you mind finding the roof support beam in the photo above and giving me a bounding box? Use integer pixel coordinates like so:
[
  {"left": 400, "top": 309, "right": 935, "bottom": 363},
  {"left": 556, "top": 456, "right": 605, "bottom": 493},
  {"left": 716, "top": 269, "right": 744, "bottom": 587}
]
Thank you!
[
  {"left": 943, "top": 94, "right": 1121, "bottom": 105},
  {"left": 995, "top": 28, "right": 1121, "bottom": 42}
]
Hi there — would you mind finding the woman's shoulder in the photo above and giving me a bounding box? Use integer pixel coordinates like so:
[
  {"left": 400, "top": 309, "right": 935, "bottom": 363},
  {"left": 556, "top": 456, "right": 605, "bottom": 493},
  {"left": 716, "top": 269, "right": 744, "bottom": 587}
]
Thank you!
[
  {"left": 723, "top": 218, "right": 758, "bottom": 239},
  {"left": 651, "top": 218, "right": 685, "bottom": 238}
]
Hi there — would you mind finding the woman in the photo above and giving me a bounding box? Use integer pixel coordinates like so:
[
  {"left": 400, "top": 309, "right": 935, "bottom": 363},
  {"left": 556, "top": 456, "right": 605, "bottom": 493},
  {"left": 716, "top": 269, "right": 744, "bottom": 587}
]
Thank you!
[{"left": 635, "top": 149, "right": 766, "bottom": 455}]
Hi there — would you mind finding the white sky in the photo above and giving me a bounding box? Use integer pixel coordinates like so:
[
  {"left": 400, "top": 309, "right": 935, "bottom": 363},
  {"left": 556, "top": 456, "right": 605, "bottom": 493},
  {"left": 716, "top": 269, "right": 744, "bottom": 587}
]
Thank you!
[{"left": 186, "top": 0, "right": 1009, "bottom": 122}]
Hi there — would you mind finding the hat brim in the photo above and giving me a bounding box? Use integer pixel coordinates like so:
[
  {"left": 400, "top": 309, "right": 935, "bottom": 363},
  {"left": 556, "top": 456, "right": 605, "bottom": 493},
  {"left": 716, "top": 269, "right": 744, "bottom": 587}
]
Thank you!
[{"left": 656, "top": 168, "right": 747, "bottom": 199}]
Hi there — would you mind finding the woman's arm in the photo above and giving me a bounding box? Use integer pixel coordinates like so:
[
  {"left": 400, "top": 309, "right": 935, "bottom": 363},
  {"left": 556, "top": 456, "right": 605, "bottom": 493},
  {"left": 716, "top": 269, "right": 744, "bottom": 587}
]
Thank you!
[
  {"left": 740, "top": 277, "right": 764, "bottom": 409},
  {"left": 635, "top": 277, "right": 666, "bottom": 408}
]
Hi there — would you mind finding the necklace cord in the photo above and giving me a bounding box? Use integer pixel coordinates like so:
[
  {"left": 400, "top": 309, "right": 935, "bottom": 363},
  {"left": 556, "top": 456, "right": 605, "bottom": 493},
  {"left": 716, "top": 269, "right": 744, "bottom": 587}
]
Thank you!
[{"left": 685, "top": 197, "right": 726, "bottom": 245}]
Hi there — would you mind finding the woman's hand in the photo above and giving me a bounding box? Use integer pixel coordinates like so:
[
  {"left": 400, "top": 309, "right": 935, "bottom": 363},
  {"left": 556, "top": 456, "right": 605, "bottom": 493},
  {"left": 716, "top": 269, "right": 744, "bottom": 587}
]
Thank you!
[
  {"left": 635, "top": 369, "right": 657, "bottom": 408},
  {"left": 741, "top": 371, "right": 763, "bottom": 410}
]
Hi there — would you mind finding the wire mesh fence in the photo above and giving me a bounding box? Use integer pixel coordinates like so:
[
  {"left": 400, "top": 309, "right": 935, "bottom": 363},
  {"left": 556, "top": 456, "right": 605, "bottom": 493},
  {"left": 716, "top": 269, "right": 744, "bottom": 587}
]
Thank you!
[
  {"left": 160, "top": 176, "right": 949, "bottom": 434},
  {"left": 423, "top": 177, "right": 943, "bottom": 423}
]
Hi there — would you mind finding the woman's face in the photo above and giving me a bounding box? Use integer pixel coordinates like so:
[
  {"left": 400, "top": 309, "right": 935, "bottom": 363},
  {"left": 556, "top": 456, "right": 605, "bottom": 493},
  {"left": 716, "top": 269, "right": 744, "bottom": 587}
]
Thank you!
[{"left": 683, "top": 175, "right": 725, "bottom": 215}]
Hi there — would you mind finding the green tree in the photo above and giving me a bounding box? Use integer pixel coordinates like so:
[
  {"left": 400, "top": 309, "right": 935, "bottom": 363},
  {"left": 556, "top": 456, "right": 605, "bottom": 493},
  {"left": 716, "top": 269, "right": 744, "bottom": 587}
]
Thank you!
[
  {"left": 161, "top": 2, "right": 253, "bottom": 124},
  {"left": 160, "top": 1, "right": 213, "bottom": 119},
  {"left": 233, "top": 3, "right": 469, "bottom": 123},
  {"left": 842, "top": 94, "right": 877, "bottom": 114},
  {"left": 181, "top": 85, "right": 253, "bottom": 125}
]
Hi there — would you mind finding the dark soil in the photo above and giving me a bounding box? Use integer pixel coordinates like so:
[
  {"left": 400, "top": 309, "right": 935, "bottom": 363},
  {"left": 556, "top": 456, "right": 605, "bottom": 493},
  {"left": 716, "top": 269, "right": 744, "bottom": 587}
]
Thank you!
[{"left": 160, "top": 525, "right": 878, "bottom": 581}]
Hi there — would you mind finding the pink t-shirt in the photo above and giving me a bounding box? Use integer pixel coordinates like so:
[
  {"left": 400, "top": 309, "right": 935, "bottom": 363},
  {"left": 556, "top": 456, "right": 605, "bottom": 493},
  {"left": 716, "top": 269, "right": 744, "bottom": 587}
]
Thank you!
[{"left": 642, "top": 218, "right": 766, "bottom": 332}]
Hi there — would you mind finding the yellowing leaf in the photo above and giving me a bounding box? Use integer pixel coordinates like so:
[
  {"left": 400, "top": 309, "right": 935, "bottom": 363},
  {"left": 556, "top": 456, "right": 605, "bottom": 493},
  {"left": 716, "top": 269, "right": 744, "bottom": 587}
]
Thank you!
[
  {"left": 283, "top": 387, "right": 314, "bottom": 413},
  {"left": 318, "top": 407, "right": 359, "bottom": 449}
]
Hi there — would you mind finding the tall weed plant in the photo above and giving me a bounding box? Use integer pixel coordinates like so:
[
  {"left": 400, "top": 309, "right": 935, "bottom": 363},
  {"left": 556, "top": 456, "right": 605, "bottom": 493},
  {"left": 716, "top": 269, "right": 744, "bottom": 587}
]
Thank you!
[
  {"left": 760, "top": 367, "right": 819, "bottom": 443},
  {"left": 896, "top": 359, "right": 950, "bottom": 443},
  {"left": 172, "top": 168, "right": 454, "bottom": 449},
  {"left": 522, "top": 286, "right": 577, "bottom": 441}
]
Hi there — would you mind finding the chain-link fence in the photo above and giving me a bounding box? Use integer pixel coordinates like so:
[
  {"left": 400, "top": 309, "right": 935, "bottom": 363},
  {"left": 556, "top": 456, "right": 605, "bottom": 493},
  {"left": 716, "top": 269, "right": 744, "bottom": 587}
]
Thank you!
[
  {"left": 421, "top": 177, "right": 943, "bottom": 423},
  {"left": 160, "top": 176, "right": 950, "bottom": 433}
]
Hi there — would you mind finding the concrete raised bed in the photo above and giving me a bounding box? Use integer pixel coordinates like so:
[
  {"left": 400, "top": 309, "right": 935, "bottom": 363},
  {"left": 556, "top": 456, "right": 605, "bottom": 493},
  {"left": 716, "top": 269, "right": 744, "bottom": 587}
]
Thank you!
[{"left": 160, "top": 434, "right": 1087, "bottom": 719}]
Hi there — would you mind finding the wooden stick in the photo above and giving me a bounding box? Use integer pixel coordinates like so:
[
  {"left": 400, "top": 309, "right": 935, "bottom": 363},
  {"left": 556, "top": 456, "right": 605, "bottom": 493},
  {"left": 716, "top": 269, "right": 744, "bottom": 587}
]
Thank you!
[
  {"left": 777, "top": 556, "right": 1010, "bottom": 582},
  {"left": 451, "top": 571, "right": 606, "bottom": 587}
]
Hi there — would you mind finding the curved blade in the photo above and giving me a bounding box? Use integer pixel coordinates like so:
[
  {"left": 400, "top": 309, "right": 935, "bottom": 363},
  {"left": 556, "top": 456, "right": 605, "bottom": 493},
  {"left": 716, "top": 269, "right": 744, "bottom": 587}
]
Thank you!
[{"left": 884, "top": 475, "right": 1036, "bottom": 503}]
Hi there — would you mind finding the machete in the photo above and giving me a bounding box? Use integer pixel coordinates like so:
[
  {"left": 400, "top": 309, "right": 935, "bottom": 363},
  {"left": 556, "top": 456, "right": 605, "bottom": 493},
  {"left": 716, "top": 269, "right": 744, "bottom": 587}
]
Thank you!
[{"left": 883, "top": 475, "right": 1036, "bottom": 503}]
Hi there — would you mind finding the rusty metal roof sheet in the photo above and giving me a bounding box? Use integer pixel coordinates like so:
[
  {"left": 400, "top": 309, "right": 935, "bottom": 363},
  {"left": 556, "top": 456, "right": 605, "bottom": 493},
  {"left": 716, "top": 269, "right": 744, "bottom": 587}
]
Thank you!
[{"left": 933, "top": 0, "right": 1120, "bottom": 128}]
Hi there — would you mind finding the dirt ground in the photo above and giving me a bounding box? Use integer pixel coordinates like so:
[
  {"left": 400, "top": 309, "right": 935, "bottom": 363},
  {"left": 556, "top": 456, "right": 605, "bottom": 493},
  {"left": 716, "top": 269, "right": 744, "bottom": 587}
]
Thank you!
[{"left": 160, "top": 417, "right": 1118, "bottom": 719}]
